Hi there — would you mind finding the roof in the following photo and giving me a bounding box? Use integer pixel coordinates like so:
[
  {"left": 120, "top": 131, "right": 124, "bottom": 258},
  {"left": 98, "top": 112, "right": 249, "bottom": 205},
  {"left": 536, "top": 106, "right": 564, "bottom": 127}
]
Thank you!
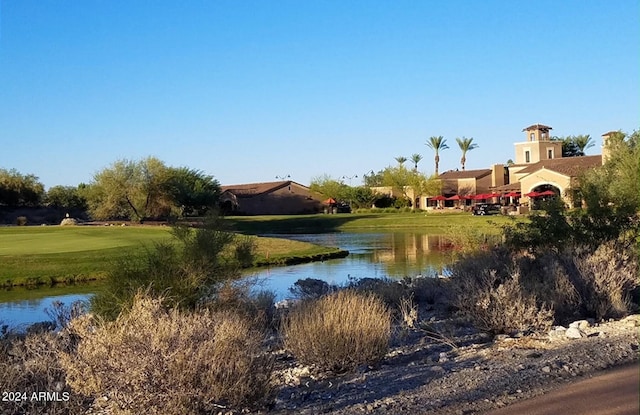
[
  {"left": 492, "top": 182, "right": 522, "bottom": 192},
  {"left": 523, "top": 124, "right": 552, "bottom": 132},
  {"left": 439, "top": 169, "right": 492, "bottom": 180},
  {"left": 516, "top": 155, "right": 602, "bottom": 177},
  {"left": 601, "top": 130, "right": 622, "bottom": 137},
  {"left": 220, "top": 180, "right": 301, "bottom": 197}
]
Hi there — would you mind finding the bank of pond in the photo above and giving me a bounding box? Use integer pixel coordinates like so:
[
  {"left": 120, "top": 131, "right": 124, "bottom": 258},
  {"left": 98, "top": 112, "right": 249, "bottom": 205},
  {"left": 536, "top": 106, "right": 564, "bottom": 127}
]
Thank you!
[{"left": 1, "top": 231, "right": 464, "bottom": 328}]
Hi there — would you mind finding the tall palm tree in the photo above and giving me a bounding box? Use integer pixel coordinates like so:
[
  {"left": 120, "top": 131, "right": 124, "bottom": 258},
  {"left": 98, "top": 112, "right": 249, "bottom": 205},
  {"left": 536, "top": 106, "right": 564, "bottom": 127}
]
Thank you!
[
  {"left": 455, "top": 137, "right": 478, "bottom": 170},
  {"left": 395, "top": 156, "right": 407, "bottom": 167},
  {"left": 425, "top": 136, "right": 448, "bottom": 175},
  {"left": 572, "top": 135, "right": 594, "bottom": 156},
  {"left": 410, "top": 153, "right": 423, "bottom": 171}
]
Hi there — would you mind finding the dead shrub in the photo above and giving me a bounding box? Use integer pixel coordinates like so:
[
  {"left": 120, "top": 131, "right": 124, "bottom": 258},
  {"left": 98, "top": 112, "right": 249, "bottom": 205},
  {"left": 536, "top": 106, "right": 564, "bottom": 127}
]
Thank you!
[
  {"left": 283, "top": 290, "right": 391, "bottom": 373},
  {"left": 451, "top": 262, "right": 554, "bottom": 335},
  {"left": 570, "top": 240, "right": 638, "bottom": 320},
  {"left": 59, "top": 295, "right": 274, "bottom": 414},
  {"left": 0, "top": 330, "right": 87, "bottom": 414}
]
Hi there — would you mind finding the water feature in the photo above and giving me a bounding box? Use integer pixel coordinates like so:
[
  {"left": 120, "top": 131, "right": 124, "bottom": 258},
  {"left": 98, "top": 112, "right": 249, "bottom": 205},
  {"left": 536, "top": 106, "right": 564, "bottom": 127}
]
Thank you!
[{"left": 0, "top": 231, "right": 454, "bottom": 328}]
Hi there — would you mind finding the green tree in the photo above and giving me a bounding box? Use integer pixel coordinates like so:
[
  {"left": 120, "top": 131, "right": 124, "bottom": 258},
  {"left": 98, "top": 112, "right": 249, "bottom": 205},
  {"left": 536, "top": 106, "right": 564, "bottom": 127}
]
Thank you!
[
  {"left": 87, "top": 157, "right": 173, "bottom": 221},
  {"left": 363, "top": 170, "right": 384, "bottom": 187},
  {"left": 166, "top": 167, "right": 221, "bottom": 216},
  {"left": 572, "top": 134, "right": 595, "bottom": 156},
  {"left": 382, "top": 165, "right": 441, "bottom": 207},
  {"left": 410, "top": 153, "right": 423, "bottom": 171},
  {"left": 425, "top": 136, "right": 448, "bottom": 175},
  {"left": 309, "top": 174, "right": 350, "bottom": 201},
  {"left": 0, "top": 168, "right": 45, "bottom": 206},
  {"left": 455, "top": 137, "right": 478, "bottom": 171},
  {"left": 45, "top": 185, "right": 88, "bottom": 210},
  {"left": 394, "top": 156, "right": 407, "bottom": 166}
]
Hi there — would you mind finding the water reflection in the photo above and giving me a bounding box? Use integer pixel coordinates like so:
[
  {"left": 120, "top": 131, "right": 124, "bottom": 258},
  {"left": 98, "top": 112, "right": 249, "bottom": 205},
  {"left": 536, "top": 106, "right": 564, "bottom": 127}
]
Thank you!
[
  {"left": 248, "top": 232, "right": 453, "bottom": 300},
  {"left": 1, "top": 232, "right": 454, "bottom": 327}
]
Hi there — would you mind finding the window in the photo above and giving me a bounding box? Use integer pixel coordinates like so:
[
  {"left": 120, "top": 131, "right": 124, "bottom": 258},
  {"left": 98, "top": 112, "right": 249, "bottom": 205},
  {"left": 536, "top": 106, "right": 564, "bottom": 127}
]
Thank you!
[
  {"left": 548, "top": 149, "right": 553, "bottom": 159},
  {"left": 530, "top": 133, "right": 535, "bottom": 141},
  {"left": 541, "top": 132, "right": 547, "bottom": 140},
  {"left": 525, "top": 151, "right": 531, "bottom": 163}
]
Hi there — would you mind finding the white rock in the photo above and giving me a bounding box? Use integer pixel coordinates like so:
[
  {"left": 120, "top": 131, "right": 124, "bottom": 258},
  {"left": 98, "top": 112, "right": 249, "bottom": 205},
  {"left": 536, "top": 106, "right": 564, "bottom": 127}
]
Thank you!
[
  {"left": 569, "top": 320, "right": 591, "bottom": 330},
  {"left": 565, "top": 327, "right": 587, "bottom": 339}
]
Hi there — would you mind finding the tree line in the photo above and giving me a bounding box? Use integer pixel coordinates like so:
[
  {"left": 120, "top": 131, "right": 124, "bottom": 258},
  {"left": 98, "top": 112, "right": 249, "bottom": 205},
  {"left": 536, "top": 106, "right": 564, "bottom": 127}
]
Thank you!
[{"left": 0, "top": 157, "right": 221, "bottom": 221}]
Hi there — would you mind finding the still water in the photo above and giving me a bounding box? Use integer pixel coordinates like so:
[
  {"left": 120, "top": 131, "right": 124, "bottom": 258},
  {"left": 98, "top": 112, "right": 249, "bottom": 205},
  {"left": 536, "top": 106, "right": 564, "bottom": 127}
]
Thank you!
[{"left": 0, "top": 232, "right": 454, "bottom": 329}]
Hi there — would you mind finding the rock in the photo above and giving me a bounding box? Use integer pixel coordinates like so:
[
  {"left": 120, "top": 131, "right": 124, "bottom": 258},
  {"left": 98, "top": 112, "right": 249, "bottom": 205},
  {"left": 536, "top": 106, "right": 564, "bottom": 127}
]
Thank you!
[
  {"left": 565, "top": 327, "right": 587, "bottom": 339},
  {"left": 569, "top": 320, "right": 591, "bottom": 330},
  {"left": 60, "top": 218, "right": 78, "bottom": 226},
  {"left": 548, "top": 326, "right": 567, "bottom": 340},
  {"left": 541, "top": 366, "right": 551, "bottom": 373}
]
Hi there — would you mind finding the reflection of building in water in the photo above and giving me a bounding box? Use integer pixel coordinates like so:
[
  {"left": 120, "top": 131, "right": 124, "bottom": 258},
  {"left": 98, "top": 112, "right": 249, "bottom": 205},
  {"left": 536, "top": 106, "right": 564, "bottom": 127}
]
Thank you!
[{"left": 372, "top": 233, "right": 450, "bottom": 276}]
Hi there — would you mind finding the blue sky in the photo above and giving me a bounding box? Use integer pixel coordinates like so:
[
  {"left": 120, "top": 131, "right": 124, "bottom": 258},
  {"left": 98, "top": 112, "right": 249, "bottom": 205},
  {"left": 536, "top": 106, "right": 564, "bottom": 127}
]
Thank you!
[{"left": 1, "top": 0, "right": 638, "bottom": 189}]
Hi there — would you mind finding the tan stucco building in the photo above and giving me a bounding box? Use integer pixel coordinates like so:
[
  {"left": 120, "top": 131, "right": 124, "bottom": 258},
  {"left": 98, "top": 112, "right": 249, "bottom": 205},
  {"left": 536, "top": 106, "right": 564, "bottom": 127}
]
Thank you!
[{"left": 377, "top": 124, "right": 610, "bottom": 210}]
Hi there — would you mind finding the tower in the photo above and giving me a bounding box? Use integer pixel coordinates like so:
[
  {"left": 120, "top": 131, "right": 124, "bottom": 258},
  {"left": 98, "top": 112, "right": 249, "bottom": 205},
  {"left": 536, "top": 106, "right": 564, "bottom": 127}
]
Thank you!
[{"left": 513, "top": 124, "right": 562, "bottom": 164}]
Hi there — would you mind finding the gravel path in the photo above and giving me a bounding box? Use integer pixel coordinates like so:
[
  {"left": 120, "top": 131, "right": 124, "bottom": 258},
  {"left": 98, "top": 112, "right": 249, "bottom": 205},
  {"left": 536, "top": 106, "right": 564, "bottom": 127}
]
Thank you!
[{"left": 269, "top": 314, "right": 639, "bottom": 415}]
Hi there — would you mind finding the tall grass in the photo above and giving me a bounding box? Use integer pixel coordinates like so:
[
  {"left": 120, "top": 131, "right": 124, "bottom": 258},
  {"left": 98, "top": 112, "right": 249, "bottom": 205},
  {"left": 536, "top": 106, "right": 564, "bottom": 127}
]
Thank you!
[{"left": 284, "top": 290, "right": 391, "bottom": 373}]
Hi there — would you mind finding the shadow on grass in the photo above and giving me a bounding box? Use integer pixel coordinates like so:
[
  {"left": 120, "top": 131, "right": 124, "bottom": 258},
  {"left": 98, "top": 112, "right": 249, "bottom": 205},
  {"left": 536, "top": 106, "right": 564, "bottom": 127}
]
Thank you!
[{"left": 225, "top": 214, "right": 379, "bottom": 234}]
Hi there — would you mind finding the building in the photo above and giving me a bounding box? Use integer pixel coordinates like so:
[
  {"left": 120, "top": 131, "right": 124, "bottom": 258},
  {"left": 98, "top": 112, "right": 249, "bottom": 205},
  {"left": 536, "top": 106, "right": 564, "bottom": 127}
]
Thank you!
[
  {"left": 401, "top": 124, "right": 610, "bottom": 210},
  {"left": 220, "top": 180, "right": 324, "bottom": 215}
]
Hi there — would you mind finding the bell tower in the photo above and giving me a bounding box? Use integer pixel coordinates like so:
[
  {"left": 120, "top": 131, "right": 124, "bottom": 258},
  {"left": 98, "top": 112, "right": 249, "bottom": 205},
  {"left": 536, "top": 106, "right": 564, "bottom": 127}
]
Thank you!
[{"left": 514, "top": 124, "right": 562, "bottom": 164}]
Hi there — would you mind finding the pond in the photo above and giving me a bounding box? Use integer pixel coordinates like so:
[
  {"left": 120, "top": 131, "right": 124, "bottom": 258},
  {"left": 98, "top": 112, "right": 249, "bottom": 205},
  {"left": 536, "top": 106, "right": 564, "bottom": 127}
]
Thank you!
[{"left": 0, "top": 231, "right": 455, "bottom": 329}]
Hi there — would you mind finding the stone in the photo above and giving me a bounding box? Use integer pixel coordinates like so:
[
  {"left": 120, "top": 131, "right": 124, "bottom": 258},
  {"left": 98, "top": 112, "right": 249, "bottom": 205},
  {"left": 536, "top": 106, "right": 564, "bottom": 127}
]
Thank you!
[
  {"left": 541, "top": 366, "right": 551, "bottom": 373},
  {"left": 569, "top": 320, "right": 591, "bottom": 330},
  {"left": 565, "top": 327, "right": 587, "bottom": 339},
  {"left": 60, "top": 218, "right": 78, "bottom": 226}
]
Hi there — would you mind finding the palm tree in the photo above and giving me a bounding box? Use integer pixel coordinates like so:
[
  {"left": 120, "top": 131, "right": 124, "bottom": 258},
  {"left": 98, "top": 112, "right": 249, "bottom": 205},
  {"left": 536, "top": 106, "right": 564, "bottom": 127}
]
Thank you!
[
  {"left": 455, "top": 137, "right": 478, "bottom": 170},
  {"left": 572, "top": 135, "right": 594, "bottom": 156},
  {"left": 410, "top": 153, "right": 423, "bottom": 171},
  {"left": 425, "top": 136, "right": 448, "bottom": 175},
  {"left": 395, "top": 156, "right": 407, "bottom": 166}
]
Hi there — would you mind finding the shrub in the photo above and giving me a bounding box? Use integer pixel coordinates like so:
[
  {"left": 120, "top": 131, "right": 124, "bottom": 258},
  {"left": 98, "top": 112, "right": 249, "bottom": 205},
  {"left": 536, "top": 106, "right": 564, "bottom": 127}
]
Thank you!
[
  {"left": 60, "top": 295, "right": 274, "bottom": 414},
  {"left": 91, "top": 215, "right": 251, "bottom": 319},
  {"left": 569, "top": 240, "right": 638, "bottom": 320},
  {"left": 451, "top": 267, "right": 554, "bottom": 335},
  {"left": 0, "top": 330, "right": 87, "bottom": 414},
  {"left": 289, "top": 278, "right": 336, "bottom": 300},
  {"left": 283, "top": 290, "right": 391, "bottom": 373},
  {"left": 347, "top": 277, "right": 407, "bottom": 308}
]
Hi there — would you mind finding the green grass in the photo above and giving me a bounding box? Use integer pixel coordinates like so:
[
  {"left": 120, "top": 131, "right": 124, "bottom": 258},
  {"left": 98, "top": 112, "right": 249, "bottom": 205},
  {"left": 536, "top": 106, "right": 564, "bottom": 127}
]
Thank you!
[
  {"left": 227, "top": 211, "right": 519, "bottom": 234},
  {"left": 0, "top": 225, "right": 346, "bottom": 286}
]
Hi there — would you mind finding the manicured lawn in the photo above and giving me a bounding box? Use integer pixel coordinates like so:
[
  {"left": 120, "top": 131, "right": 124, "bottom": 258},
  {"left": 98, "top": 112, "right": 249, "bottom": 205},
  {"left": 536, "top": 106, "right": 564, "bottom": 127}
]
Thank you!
[
  {"left": 227, "top": 211, "right": 519, "bottom": 234},
  {"left": 0, "top": 225, "right": 345, "bottom": 286}
]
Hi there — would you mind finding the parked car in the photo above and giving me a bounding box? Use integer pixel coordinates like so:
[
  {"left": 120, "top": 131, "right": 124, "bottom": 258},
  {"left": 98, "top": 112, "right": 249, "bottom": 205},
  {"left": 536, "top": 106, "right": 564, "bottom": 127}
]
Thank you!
[
  {"left": 335, "top": 202, "right": 352, "bottom": 213},
  {"left": 472, "top": 204, "right": 500, "bottom": 216}
]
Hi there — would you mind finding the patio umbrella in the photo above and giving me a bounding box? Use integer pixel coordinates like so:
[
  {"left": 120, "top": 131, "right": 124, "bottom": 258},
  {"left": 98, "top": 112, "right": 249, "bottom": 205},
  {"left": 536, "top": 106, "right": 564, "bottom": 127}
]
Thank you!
[
  {"left": 431, "top": 195, "right": 447, "bottom": 201},
  {"left": 324, "top": 198, "right": 336, "bottom": 204},
  {"left": 473, "top": 194, "right": 489, "bottom": 200},
  {"left": 525, "top": 191, "right": 540, "bottom": 198},
  {"left": 446, "top": 195, "right": 462, "bottom": 200},
  {"left": 504, "top": 192, "right": 521, "bottom": 198},
  {"left": 538, "top": 190, "right": 556, "bottom": 196}
]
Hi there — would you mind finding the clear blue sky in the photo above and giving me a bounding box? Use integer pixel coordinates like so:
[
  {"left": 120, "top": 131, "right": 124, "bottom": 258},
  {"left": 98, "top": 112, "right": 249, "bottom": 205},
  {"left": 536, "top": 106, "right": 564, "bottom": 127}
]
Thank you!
[{"left": 1, "top": 0, "right": 638, "bottom": 189}]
